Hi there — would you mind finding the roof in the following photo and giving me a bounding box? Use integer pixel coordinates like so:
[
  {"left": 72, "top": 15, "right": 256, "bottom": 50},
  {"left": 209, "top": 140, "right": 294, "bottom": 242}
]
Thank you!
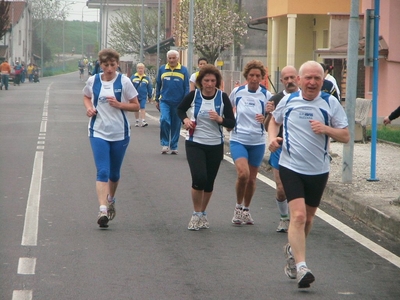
[
  {"left": 87, "top": 0, "right": 160, "bottom": 9},
  {"left": 7, "top": 1, "right": 27, "bottom": 28},
  {"left": 144, "top": 37, "right": 175, "bottom": 54},
  {"left": 315, "top": 36, "right": 388, "bottom": 59},
  {"left": 248, "top": 16, "right": 268, "bottom": 26}
]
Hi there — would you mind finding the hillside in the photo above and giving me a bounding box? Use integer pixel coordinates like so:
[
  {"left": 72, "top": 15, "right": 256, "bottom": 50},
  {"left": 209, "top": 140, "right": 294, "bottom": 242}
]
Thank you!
[{"left": 46, "top": 20, "right": 99, "bottom": 59}]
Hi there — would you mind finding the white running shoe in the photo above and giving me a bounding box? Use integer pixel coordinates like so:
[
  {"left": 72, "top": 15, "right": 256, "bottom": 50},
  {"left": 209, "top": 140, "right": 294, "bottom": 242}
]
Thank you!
[
  {"left": 161, "top": 146, "right": 169, "bottom": 154},
  {"left": 199, "top": 214, "right": 209, "bottom": 229},
  {"left": 283, "top": 243, "right": 297, "bottom": 279},
  {"left": 241, "top": 209, "right": 254, "bottom": 225},
  {"left": 297, "top": 266, "right": 315, "bottom": 288},
  {"left": 276, "top": 218, "right": 289, "bottom": 232},
  {"left": 97, "top": 212, "right": 109, "bottom": 228},
  {"left": 107, "top": 198, "right": 116, "bottom": 220},
  {"left": 188, "top": 214, "right": 200, "bottom": 231},
  {"left": 231, "top": 207, "right": 243, "bottom": 225}
]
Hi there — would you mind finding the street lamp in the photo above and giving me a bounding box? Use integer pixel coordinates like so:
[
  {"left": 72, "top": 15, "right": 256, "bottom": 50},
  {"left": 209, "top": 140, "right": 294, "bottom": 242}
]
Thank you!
[{"left": 81, "top": 5, "right": 86, "bottom": 58}]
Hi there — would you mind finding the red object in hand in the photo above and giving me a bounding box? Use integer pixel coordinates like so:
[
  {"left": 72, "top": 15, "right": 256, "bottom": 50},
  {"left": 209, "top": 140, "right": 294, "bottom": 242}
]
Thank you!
[{"left": 189, "top": 121, "right": 196, "bottom": 137}]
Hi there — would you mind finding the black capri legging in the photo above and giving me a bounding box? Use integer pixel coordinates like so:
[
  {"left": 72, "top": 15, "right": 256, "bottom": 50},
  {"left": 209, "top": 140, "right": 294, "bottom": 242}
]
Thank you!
[{"left": 185, "top": 140, "right": 224, "bottom": 192}]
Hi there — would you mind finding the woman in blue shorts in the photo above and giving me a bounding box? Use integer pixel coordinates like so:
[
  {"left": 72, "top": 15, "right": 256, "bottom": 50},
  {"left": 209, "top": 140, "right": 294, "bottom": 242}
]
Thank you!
[
  {"left": 229, "top": 60, "right": 272, "bottom": 225},
  {"left": 83, "top": 48, "right": 139, "bottom": 228}
]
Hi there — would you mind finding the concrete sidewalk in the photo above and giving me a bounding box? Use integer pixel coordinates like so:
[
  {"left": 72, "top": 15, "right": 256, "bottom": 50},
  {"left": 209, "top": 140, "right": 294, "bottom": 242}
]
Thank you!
[{"left": 222, "top": 130, "right": 400, "bottom": 242}]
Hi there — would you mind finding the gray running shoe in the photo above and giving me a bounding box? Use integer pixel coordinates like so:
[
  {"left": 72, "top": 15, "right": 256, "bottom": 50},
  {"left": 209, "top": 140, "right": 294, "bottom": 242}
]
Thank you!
[
  {"left": 188, "top": 214, "right": 200, "bottom": 231},
  {"left": 97, "top": 212, "right": 109, "bottom": 228},
  {"left": 141, "top": 121, "right": 148, "bottom": 127},
  {"left": 283, "top": 243, "right": 297, "bottom": 279},
  {"left": 199, "top": 214, "right": 209, "bottom": 229},
  {"left": 135, "top": 121, "right": 139, "bottom": 127},
  {"left": 107, "top": 198, "right": 116, "bottom": 220},
  {"left": 241, "top": 210, "right": 254, "bottom": 225},
  {"left": 276, "top": 218, "right": 289, "bottom": 232},
  {"left": 297, "top": 266, "right": 315, "bottom": 288},
  {"left": 231, "top": 207, "right": 243, "bottom": 225}
]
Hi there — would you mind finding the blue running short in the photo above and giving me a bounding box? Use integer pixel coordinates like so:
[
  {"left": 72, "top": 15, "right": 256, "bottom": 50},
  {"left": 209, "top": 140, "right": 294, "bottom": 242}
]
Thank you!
[
  {"left": 268, "top": 147, "right": 282, "bottom": 170},
  {"left": 230, "top": 141, "right": 265, "bottom": 167}
]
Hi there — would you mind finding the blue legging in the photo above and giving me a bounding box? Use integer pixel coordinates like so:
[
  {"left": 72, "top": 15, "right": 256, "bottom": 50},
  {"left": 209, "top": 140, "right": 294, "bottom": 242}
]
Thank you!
[{"left": 90, "top": 136, "right": 130, "bottom": 182}]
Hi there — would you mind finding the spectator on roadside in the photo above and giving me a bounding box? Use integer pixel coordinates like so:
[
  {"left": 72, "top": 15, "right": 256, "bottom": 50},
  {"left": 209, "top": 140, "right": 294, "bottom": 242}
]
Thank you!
[
  {"left": 0, "top": 59, "right": 12, "bottom": 90},
  {"left": 264, "top": 65, "right": 300, "bottom": 233},
  {"left": 229, "top": 60, "right": 272, "bottom": 225},
  {"left": 27, "top": 63, "right": 34, "bottom": 82},
  {"left": 20, "top": 63, "right": 26, "bottom": 83},
  {"left": 383, "top": 106, "right": 400, "bottom": 125},
  {"left": 130, "top": 63, "right": 153, "bottom": 127},
  {"left": 155, "top": 50, "right": 189, "bottom": 154},
  {"left": 177, "top": 64, "right": 235, "bottom": 231},
  {"left": 82, "top": 48, "right": 140, "bottom": 228},
  {"left": 268, "top": 60, "right": 349, "bottom": 289},
  {"left": 78, "top": 60, "right": 85, "bottom": 80},
  {"left": 189, "top": 57, "right": 208, "bottom": 91},
  {"left": 321, "top": 63, "right": 341, "bottom": 100},
  {"left": 13, "top": 61, "right": 22, "bottom": 86}
]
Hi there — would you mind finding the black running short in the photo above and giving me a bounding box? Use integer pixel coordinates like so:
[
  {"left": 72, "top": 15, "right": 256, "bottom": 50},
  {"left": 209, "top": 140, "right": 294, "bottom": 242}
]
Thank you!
[{"left": 279, "top": 165, "right": 329, "bottom": 207}]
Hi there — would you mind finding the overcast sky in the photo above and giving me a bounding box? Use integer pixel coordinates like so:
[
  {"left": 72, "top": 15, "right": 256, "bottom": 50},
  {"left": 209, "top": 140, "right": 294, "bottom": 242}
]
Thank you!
[{"left": 66, "top": 0, "right": 99, "bottom": 22}]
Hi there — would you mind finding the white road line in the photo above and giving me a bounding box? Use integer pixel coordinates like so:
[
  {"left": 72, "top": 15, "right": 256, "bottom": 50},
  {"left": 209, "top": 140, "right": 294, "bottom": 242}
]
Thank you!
[
  {"left": 12, "top": 290, "right": 32, "bottom": 300},
  {"left": 17, "top": 258, "right": 36, "bottom": 275},
  {"left": 148, "top": 112, "right": 400, "bottom": 268},
  {"left": 21, "top": 151, "right": 43, "bottom": 246},
  {"left": 316, "top": 209, "right": 400, "bottom": 268}
]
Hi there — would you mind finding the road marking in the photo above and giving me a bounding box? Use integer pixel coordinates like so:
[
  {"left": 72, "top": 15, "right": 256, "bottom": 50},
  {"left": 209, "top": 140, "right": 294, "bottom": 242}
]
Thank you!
[
  {"left": 316, "top": 209, "right": 400, "bottom": 268},
  {"left": 148, "top": 112, "right": 400, "bottom": 268},
  {"left": 246, "top": 156, "right": 400, "bottom": 268},
  {"left": 21, "top": 151, "right": 43, "bottom": 246},
  {"left": 17, "top": 258, "right": 36, "bottom": 275},
  {"left": 227, "top": 154, "right": 400, "bottom": 269},
  {"left": 12, "top": 290, "right": 32, "bottom": 300}
]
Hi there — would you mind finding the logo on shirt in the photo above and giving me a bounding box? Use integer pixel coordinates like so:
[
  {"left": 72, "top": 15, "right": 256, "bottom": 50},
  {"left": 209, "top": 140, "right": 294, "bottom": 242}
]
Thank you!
[
  {"left": 114, "top": 88, "right": 122, "bottom": 93},
  {"left": 299, "top": 112, "right": 313, "bottom": 119},
  {"left": 98, "top": 96, "right": 108, "bottom": 104}
]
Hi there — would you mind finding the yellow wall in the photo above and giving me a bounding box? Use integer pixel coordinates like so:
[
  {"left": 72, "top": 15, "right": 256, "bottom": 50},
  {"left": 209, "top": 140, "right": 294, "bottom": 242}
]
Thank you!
[{"left": 268, "top": 0, "right": 351, "bottom": 17}]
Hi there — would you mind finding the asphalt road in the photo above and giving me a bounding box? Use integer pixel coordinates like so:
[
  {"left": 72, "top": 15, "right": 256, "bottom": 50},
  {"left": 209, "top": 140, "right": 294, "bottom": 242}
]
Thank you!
[{"left": 1, "top": 72, "right": 400, "bottom": 300}]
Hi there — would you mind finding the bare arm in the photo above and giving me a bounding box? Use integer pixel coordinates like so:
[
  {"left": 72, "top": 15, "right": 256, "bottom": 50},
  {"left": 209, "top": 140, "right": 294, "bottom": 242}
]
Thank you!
[{"left": 267, "top": 116, "right": 283, "bottom": 152}]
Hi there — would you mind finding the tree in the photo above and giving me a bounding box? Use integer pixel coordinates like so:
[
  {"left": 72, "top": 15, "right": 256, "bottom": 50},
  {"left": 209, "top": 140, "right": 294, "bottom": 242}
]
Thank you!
[
  {"left": 108, "top": 1, "right": 165, "bottom": 56},
  {"left": 30, "top": 0, "right": 72, "bottom": 63},
  {"left": 175, "top": 0, "right": 248, "bottom": 64},
  {"left": 0, "top": 0, "right": 10, "bottom": 41}
]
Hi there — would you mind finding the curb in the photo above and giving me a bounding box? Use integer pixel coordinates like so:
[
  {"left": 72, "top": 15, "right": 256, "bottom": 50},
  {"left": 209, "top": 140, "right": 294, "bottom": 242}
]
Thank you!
[
  {"left": 223, "top": 135, "right": 400, "bottom": 242},
  {"left": 322, "top": 184, "right": 400, "bottom": 242}
]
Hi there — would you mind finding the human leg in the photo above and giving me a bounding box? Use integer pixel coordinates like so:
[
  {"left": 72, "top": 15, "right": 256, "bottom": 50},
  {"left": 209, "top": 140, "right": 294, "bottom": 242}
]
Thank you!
[
  {"left": 90, "top": 137, "right": 111, "bottom": 227},
  {"left": 186, "top": 141, "right": 207, "bottom": 211},
  {"left": 107, "top": 137, "right": 130, "bottom": 219},
  {"left": 274, "top": 168, "right": 289, "bottom": 232},
  {"left": 169, "top": 103, "right": 182, "bottom": 151},
  {"left": 159, "top": 101, "right": 172, "bottom": 150}
]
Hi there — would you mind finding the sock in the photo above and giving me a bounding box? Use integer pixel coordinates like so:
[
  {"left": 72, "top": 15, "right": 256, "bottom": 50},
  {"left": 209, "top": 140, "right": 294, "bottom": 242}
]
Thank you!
[
  {"left": 296, "top": 262, "right": 307, "bottom": 271},
  {"left": 243, "top": 206, "right": 249, "bottom": 211},
  {"left": 142, "top": 119, "right": 146, "bottom": 122},
  {"left": 100, "top": 205, "right": 107, "bottom": 213},
  {"left": 193, "top": 211, "right": 202, "bottom": 217},
  {"left": 202, "top": 211, "right": 207, "bottom": 216},
  {"left": 276, "top": 199, "right": 289, "bottom": 218},
  {"left": 235, "top": 203, "right": 243, "bottom": 209},
  {"left": 107, "top": 195, "right": 115, "bottom": 203}
]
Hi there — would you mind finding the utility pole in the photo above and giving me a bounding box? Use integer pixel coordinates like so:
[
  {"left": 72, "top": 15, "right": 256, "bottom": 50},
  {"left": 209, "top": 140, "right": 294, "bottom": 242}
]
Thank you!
[
  {"left": 140, "top": 0, "right": 144, "bottom": 63},
  {"left": 342, "top": 0, "right": 360, "bottom": 183},
  {"left": 187, "top": 0, "right": 194, "bottom": 73}
]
